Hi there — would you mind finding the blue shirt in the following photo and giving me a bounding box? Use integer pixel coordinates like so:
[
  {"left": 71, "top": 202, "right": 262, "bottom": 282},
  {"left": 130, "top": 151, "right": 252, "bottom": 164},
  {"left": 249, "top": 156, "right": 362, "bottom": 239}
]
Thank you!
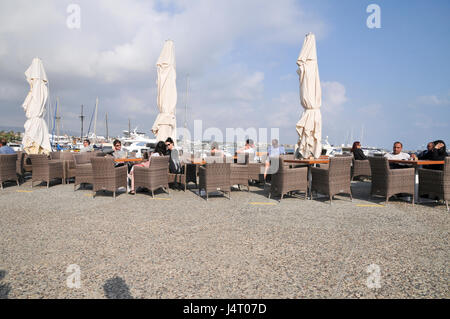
[
  {"left": 0, "top": 146, "right": 16, "bottom": 154},
  {"left": 267, "top": 146, "right": 285, "bottom": 157}
]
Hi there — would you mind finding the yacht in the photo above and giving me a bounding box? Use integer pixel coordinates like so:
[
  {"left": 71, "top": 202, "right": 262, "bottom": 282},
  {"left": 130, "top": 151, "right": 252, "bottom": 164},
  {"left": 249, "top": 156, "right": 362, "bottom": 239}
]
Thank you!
[{"left": 120, "top": 128, "right": 157, "bottom": 158}]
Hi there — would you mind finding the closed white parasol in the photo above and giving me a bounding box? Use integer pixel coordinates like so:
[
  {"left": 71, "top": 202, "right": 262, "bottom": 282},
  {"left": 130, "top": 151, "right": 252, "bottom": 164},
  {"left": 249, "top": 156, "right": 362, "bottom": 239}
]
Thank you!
[
  {"left": 295, "top": 33, "right": 322, "bottom": 159},
  {"left": 22, "top": 57, "right": 51, "bottom": 155},
  {"left": 152, "top": 40, "right": 177, "bottom": 144}
]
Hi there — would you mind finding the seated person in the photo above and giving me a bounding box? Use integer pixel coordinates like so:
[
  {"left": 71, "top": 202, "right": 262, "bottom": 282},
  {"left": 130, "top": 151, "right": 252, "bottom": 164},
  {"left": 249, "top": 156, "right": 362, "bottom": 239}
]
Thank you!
[
  {"left": 413, "top": 140, "right": 447, "bottom": 170},
  {"left": 351, "top": 141, "right": 367, "bottom": 160},
  {"left": 80, "top": 139, "right": 93, "bottom": 152},
  {"left": 111, "top": 139, "right": 127, "bottom": 167},
  {"left": 128, "top": 141, "right": 166, "bottom": 194},
  {"left": 384, "top": 141, "right": 411, "bottom": 169},
  {"left": 210, "top": 142, "right": 224, "bottom": 156},
  {"left": 165, "top": 137, "right": 183, "bottom": 174},
  {"left": 264, "top": 139, "right": 286, "bottom": 179},
  {"left": 267, "top": 139, "right": 285, "bottom": 157},
  {"left": 416, "top": 141, "right": 435, "bottom": 160},
  {"left": 112, "top": 139, "right": 127, "bottom": 159},
  {"left": 237, "top": 139, "right": 256, "bottom": 162},
  {"left": 0, "top": 138, "right": 16, "bottom": 154}
]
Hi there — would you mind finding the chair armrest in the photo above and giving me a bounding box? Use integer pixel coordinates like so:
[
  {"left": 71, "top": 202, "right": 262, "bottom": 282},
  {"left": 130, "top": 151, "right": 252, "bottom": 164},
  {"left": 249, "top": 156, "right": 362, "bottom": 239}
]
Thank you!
[
  {"left": 311, "top": 166, "right": 328, "bottom": 175},
  {"left": 390, "top": 168, "right": 415, "bottom": 176},
  {"left": 114, "top": 165, "right": 128, "bottom": 175},
  {"left": 48, "top": 161, "right": 63, "bottom": 169},
  {"left": 418, "top": 168, "right": 443, "bottom": 179}
]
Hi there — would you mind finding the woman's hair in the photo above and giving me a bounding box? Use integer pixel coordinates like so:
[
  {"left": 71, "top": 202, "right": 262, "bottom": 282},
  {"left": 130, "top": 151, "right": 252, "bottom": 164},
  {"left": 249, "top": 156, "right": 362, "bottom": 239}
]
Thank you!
[
  {"left": 165, "top": 137, "right": 174, "bottom": 145},
  {"left": 351, "top": 141, "right": 361, "bottom": 152},
  {"left": 211, "top": 141, "right": 219, "bottom": 150},
  {"left": 113, "top": 139, "right": 121, "bottom": 146},
  {"left": 154, "top": 141, "right": 167, "bottom": 155},
  {"left": 433, "top": 140, "right": 447, "bottom": 155}
]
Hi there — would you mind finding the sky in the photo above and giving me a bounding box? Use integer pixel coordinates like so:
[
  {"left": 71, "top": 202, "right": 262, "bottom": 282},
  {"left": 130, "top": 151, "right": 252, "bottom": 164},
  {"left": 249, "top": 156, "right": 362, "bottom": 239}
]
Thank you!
[{"left": 0, "top": 0, "right": 449, "bottom": 150}]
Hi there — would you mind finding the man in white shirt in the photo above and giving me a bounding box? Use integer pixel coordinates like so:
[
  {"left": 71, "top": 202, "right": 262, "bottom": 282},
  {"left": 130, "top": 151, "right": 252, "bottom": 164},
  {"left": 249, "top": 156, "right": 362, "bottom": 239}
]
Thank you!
[
  {"left": 384, "top": 141, "right": 413, "bottom": 169},
  {"left": 384, "top": 141, "right": 411, "bottom": 160}
]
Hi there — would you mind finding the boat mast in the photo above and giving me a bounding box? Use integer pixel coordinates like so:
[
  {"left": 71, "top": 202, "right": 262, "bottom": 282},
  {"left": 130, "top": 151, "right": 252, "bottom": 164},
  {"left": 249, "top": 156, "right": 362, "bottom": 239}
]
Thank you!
[
  {"left": 360, "top": 124, "right": 364, "bottom": 145},
  {"left": 79, "top": 104, "right": 85, "bottom": 139},
  {"left": 56, "top": 97, "right": 61, "bottom": 145},
  {"left": 105, "top": 112, "right": 109, "bottom": 141},
  {"left": 184, "top": 74, "right": 189, "bottom": 146},
  {"left": 93, "top": 97, "right": 98, "bottom": 143}
]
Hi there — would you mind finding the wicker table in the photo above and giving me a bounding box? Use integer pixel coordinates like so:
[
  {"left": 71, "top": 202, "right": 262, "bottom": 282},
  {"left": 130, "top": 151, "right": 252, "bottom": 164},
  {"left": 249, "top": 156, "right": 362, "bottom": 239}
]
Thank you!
[
  {"left": 113, "top": 158, "right": 144, "bottom": 163},
  {"left": 388, "top": 160, "right": 445, "bottom": 203}
]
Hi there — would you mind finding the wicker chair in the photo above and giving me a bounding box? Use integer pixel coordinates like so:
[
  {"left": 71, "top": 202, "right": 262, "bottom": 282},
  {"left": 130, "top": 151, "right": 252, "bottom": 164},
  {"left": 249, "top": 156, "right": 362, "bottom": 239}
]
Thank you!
[
  {"left": 73, "top": 153, "right": 96, "bottom": 190},
  {"left": 60, "top": 152, "right": 76, "bottom": 184},
  {"left": 269, "top": 156, "right": 308, "bottom": 200},
  {"left": 23, "top": 153, "right": 32, "bottom": 173},
  {"left": 29, "top": 154, "right": 64, "bottom": 188},
  {"left": 418, "top": 157, "right": 450, "bottom": 211},
  {"left": 240, "top": 153, "right": 264, "bottom": 184},
  {"left": 134, "top": 156, "right": 170, "bottom": 198},
  {"left": 198, "top": 162, "right": 231, "bottom": 200},
  {"left": 90, "top": 157, "right": 128, "bottom": 198},
  {"left": 50, "top": 152, "right": 61, "bottom": 160},
  {"left": 168, "top": 162, "right": 198, "bottom": 191},
  {"left": 0, "top": 154, "right": 19, "bottom": 189},
  {"left": 311, "top": 156, "right": 353, "bottom": 204},
  {"left": 352, "top": 158, "right": 372, "bottom": 181},
  {"left": 368, "top": 157, "right": 415, "bottom": 205},
  {"left": 16, "top": 151, "right": 25, "bottom": 183}
]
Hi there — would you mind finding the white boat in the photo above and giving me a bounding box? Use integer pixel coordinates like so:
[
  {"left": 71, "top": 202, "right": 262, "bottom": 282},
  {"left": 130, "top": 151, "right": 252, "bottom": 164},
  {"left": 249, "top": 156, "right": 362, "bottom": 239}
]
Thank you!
[
  {"left": 7, "top": 143, "right": 23, "bottom": 152},
  {"left": 120, "top": 128, "right": 157, "bottom": 158}
]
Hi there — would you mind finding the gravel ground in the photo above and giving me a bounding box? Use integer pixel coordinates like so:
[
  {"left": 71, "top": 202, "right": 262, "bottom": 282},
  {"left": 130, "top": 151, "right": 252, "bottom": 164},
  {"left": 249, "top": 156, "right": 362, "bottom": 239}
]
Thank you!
[{"left": 0, "top": 178, "right": 448, "bottom": 299}]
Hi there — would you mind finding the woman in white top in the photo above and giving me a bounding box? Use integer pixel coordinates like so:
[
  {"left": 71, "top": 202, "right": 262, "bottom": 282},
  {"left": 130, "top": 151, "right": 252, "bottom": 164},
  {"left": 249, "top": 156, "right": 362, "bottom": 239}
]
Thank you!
[{"left": 128, "top": 141, "right": 166, "bottom": 194}]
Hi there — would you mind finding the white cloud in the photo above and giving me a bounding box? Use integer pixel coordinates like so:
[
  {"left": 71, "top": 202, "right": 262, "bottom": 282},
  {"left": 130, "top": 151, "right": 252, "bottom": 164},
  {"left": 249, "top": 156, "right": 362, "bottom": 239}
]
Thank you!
[
  {"left": 416, "top": 94, "right": 450, "bottom": 106},
  {"left": 0, "top": 0, "right": 327, "bottom": 137},
  {"left": 321, "top": 81, "right": 348, "bottom": 112}
]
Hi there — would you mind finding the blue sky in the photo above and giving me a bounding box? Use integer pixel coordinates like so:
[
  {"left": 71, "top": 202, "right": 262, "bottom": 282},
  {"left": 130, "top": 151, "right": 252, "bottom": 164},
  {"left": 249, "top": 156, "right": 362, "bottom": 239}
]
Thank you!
[{"left": 0, "top": 0, "right": 448, "bottom": 150}]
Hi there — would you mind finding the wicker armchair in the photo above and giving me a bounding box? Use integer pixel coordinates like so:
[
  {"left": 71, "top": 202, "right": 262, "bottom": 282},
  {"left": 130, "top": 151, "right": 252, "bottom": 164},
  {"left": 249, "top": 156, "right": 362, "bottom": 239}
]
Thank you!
[
  {"left": 0, "top": 154, "right": 19, "bottom": 189},
  {"left": 240, "top": 153, "right": 264, "bottom": 184},
  {"left": 198, "top": 162, "right": 231, "bottom": 200},
  {"left": 50, "top": 152, "right": 61, "bottom": 160},
  {"left": 352, "top": 158, "right": 372, "bottom": 181},
  {"left": 368, "top": 157, "right": 415, "bottom": 205},
  {"left": 90, "top": 157, "right": 128, "bottom": 198},
  {"left": 311, "top": 156, "right": 353, "bottom": 204},
  {"left": 418, "top": 157, "right": 449, "bottom": 211},
  {"left": 29, "top": 154, "right": 64, "bottom": 188},
  {"left": 23, "top": 153, "right": 32, "bottom": 173},
  {"left": 269, "top": 156, "right": 308, "bottom": 200},
  {"left": 134, "top": 156, "right": 170, "bottom": 197},
  {"left": 73, "top": 153, "right": 96, "bottom": 190},
  {"left": 168, "top": 162, "right": 198, "bottom": 191},
  {"left": 16, "top": 151, "right": 25, "bottom": 183},
  {"left": 60, "top": 152, "right": 76, "bottom": 184}
]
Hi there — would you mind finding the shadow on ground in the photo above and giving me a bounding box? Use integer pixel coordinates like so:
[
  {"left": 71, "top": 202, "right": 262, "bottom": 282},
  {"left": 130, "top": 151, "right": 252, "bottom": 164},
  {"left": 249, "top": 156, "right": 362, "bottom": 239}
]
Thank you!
[
  {"left": 0, "top": 270, "right": 11, "bottom": 299},
  {"left": 103, "top": 276, "right": 133, "bottom": 299}
]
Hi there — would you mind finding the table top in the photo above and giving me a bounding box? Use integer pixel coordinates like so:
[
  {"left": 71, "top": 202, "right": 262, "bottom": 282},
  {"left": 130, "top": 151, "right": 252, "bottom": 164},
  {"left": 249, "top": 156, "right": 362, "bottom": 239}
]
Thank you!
[
  {"left": 113, "top": 158, "right": 143, "bottom": 163},
  {"left": 284, "top": 159, "right": 329, "bottom": 165},
  {"left": 388, "top": 159, "right": 444, "bottom": 166}
]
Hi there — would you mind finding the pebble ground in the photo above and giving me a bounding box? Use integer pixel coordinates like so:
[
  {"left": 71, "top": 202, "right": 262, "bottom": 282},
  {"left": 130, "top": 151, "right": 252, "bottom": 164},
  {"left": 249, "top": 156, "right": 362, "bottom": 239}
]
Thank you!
[{"left": 0, "top": 178, "right": 448, "bottom": 299}]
